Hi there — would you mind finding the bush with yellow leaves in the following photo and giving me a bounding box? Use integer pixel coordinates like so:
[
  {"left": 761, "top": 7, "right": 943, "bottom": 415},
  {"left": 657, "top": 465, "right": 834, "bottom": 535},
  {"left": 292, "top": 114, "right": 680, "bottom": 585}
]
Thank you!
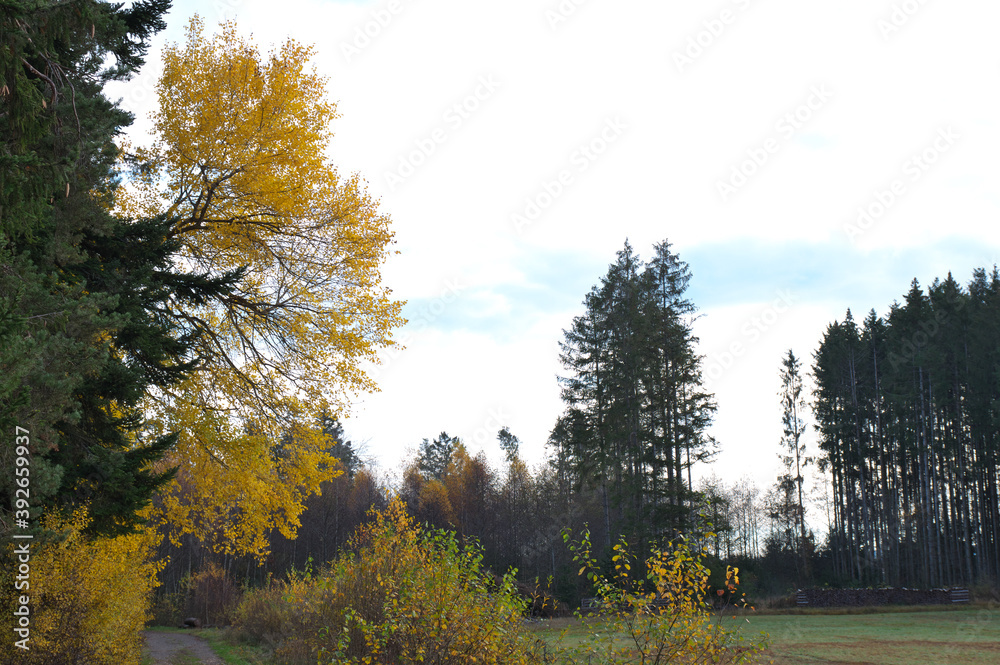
[
  {"left": 233, "top": 498, "right": 543, "bottom": 664},
  {"left": 560, "top": 528, "right": 769, "bottom": 664},
  {"left": 0, "top": 508, "right": 163, "bottom": 665}
]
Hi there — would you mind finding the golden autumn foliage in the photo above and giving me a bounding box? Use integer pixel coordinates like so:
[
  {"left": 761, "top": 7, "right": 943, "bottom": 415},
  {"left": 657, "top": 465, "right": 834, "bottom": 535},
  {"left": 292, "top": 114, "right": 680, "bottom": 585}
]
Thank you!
[
  {"left": 402, "top": 441, "right": 494, "bottom": 533},
  {"left": 125, "top": 15, "right": 404, "bottom": 423},
  {"left": 147, "top": 384, "right": 341, "bottom": 558},
  {"left": 233, "top": 499, "right": 543, "bottom": 665},
  {"left": 416, "top": 477, "right": 456, "bottom": 527},
  {"left": 562, "top": 529, "right": 769, "bottom": 664},
  {"left": 115, "top": 16, "right": 403, "bottom": 557},
  {"left": 0, "top": 508, "right": 163, "bottom": 665},
  {"left": 443, "top": 444, "right": 494, "bottom": 529}
]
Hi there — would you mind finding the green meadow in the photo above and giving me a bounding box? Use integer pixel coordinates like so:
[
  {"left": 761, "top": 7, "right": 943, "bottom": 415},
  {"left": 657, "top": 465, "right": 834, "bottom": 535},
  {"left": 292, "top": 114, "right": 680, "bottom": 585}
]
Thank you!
[{"left": 528, "top": 606, "right": 1000, "bottom": 664}]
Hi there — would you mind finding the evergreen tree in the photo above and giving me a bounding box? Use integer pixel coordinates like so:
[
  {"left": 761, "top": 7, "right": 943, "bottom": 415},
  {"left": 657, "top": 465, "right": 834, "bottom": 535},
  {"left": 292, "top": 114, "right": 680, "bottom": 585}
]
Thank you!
[
  {"left": 419, "top": 431, "right": 459, "bottom": 481},
  {"left": 0, "top": 0, "right": 242, "bottom": 537},
  {"left": 319, "top": 414, "right": 360, "bottom": 477},
  {"left": 1, "top": 0, "right": 170, "bottom": 239},
  {"left": 777, "top": 349, "right": 811, "bottom": 577},
  {"left": 813, "top": 268, "right": 1000, "bottom": 586},
  {"left": 497, "top": 425, "right": 520, "bottom": 463},
  {"left": 550, "top": 239, "right": 714, "bottom": 544},
  {"left": 44, "top": 216, "right": 240, "bottom": 536}
]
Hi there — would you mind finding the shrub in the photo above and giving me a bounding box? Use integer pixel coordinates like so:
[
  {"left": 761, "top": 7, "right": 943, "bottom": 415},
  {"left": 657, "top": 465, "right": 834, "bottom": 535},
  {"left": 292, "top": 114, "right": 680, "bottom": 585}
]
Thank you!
[
  {"left": 149, "top": 591, "right": 184, "bottom": 627},
  {"left": 513, "top": 577, "right": 565, "bottom": 617},
  {"left": 560, "top": 528, "right": 770, "bottom": 664},
  {"left": 0, "top": 508, "right": 163, "bottom": 665},
  {"left": 233, "top": 570, "right": 339, "bottom": 664},
  {"left": 185, "top": 560, "right": 241, "bottom": 626},
  {"left": 233, "top": 498, "right": 542, "bottom": 664},
  {"left": 231, "top": 582, "right": 290, "bottom": 648}
]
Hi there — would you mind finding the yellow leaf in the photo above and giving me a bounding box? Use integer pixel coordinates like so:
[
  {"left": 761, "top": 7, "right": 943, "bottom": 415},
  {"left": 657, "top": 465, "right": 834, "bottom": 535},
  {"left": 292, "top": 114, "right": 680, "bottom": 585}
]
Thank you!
[{"left": 131, "top": 15, "right": 403, "bottom": 559}]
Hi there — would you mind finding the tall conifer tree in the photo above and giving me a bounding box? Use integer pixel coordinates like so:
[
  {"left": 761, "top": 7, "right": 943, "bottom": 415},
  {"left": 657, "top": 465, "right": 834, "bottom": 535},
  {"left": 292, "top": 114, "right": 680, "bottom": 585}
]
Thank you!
[
  {"left": 1, "top": 0, "right": 241, "bottom": 537},
  {"left": 814, "top": 268, "right": 1000, "bottom": 586},
  {"left": 551, "top": 239, "right": 714, "bottom": 544}
]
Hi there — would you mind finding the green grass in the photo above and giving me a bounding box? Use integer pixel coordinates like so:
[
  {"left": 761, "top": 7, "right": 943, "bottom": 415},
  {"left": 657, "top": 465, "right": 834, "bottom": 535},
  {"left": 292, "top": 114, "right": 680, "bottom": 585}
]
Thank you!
[
  {"left": 747, "top": 607, "right": 1000, "bottom": 664},
  {"left": 526, "top": 614, "right": 770, "bottom": 659},
  {"left": 200, "top": 628, "right": 272, "bottom": 665},
  {"left": 529, "top": 605, "right": 1000, "bottom": 664}
]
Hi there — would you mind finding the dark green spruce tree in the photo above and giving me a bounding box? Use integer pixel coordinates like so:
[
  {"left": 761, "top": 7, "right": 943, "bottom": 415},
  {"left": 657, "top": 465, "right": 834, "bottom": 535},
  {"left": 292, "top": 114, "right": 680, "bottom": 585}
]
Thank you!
[
  {"left": 0, "top": 0, "right": 242, "bottom": 538},
  {"left": 319, "top": 414, "right": 360, "bottom": 477},
  {"left": 550, "top": 239, "right": 715, "bottom": 548},
  {"left": 813, "top": 269, "right": 1000, "bottom": 587},
  {"left": 419, "top": 431, "right": 459, "bottom": 481}
]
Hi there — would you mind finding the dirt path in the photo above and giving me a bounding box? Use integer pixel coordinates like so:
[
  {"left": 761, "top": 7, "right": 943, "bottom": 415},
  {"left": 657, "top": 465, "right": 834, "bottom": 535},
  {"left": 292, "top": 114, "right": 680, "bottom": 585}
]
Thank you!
[{"left": 143, "top": 630, "right": 223, "bottom": 664}]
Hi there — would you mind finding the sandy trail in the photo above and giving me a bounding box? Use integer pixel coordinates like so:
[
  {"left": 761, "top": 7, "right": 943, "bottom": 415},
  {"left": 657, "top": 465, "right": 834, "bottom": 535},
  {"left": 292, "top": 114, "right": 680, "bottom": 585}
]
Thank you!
[{"left": 143, "top": 630, "right": 223, "bottom": 664}]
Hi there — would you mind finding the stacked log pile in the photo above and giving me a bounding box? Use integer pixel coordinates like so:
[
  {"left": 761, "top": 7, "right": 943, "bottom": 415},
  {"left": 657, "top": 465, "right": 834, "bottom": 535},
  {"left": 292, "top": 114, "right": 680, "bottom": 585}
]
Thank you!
[{"left": 796, "top": 587, "right": 968, "bottom": 607}]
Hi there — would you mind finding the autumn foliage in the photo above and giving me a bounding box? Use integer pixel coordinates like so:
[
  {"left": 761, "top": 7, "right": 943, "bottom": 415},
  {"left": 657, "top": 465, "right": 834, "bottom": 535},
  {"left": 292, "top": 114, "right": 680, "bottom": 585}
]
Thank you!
[
  {"left": 148, "top": 406, "right": 341, "bottom": 558},
  {"left": 118, "top": 15, "right": 404, "bottom": 560},
  {"left": 4, "top": 7, "right": 410, "bottom": 661},
  {"left": 124, "top": 15, "right": 404, "bottom": 421},
  {"left": 560, "top": 528, "right": 769, "bottom": 664},
  {"left": 0, "top": 509, "right": 162, "bottom": 665},
  {"left": 233, "top": 499, "right": 542, "bottom": 664}
]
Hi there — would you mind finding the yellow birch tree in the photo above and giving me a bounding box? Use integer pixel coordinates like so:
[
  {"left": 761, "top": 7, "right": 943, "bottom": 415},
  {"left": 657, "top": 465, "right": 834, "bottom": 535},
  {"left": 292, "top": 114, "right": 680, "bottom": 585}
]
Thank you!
[{"left": 121, "top": 16, "right": 403, "bottom": 556}]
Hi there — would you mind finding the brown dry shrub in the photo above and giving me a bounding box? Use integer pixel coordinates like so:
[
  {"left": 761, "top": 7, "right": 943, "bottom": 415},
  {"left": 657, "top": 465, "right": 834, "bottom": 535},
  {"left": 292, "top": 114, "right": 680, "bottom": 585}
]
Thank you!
[
  {"left": 231, "top": 583, "right": 286, "bottom": 647},
  {"left": 185, "top": 561, "right": 241, "bottom": 626},
  {"left": 970, "top": 584, "right": 1000, "bottom": 604},
  {"left": 232, "top": 570, "right": 343, "bottom": 664}
]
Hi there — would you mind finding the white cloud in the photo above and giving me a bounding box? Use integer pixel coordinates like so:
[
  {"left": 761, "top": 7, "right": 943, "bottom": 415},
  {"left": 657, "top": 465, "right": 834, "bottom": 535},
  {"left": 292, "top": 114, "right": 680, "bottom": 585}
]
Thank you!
[{"left": 111, "top": 0, "right": 1000, "bottom": 512}]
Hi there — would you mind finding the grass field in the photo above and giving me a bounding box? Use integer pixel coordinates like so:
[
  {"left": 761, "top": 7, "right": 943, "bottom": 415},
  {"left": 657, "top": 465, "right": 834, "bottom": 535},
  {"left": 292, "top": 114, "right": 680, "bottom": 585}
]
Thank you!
[
  {"left": 142, "top": 605, "right": 1000, "bottom": 664},
  {"left": 529, "top": 605, "right": 1000, "bottom": 664}
]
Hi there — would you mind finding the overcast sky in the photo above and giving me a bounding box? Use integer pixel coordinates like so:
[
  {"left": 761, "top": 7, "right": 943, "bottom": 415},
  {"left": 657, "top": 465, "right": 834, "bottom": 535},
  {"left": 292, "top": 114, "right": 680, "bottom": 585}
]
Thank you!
[{"left": 109, "top": 0, "right": 1000, "bottom": 514}]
